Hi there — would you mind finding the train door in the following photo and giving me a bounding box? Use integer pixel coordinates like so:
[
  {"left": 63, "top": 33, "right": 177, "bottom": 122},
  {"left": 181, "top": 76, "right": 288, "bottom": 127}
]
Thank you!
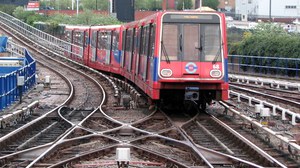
[
  {"left": 161, "top": 23, "right": 222, "bottom": 78},
  {"left": 98, "top": 31, "right": 106, "bottom": 64},
  {"left": 129, "top": 28, "right": 135, "bottom": 73},
  {"left": 148, "top": 24, "right": 156, "bottom": 84},
  {"left": 135, "top": 27, "right": 142, "bottom": 76},
  {"left": 180, "top": 24, "right": 222, "bottom": 78},
  {"left": 132, "top": 28, "right": 139, "bottom": 76},
  {"left": 123, "top": 29, "right": 133, "bottom": 72},
  {"left": 121, "top": 29, "right": 126, "bottom": 69},
  {"left": 139, "top": 26, "right": 149, "bottom": 81},
  {"left": 83, "top": 30, "right": 90, "bottom": 65},
  {"left": 91, "top": 30, "right": 98, "bottom": 62},
  {"left": 111, "top": 30, "right": 120, "bottom": 67}
]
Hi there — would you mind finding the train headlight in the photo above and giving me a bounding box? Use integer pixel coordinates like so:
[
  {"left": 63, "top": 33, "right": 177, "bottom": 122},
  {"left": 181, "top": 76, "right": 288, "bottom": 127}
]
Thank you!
[
  {"left": 161, "top": 69, "right": 172, "bottom": 77},
  {"left": 210, "top": 70, "right": 222, "bottom": 78}
]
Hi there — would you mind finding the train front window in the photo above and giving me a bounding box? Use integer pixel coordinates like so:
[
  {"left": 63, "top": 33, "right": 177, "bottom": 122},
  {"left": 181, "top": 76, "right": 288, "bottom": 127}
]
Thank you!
[
  {"left": 161, "top": 24, "right": 178, "bottom": 61},
  {"left": 183, "top": 24, "right": 199, "bottom": 61},
  {"left": 161, "top": 23, "right": 221, "bottom": 62},
  {"left": 201, "top": 24, "right": 221, "bottom": 62}
]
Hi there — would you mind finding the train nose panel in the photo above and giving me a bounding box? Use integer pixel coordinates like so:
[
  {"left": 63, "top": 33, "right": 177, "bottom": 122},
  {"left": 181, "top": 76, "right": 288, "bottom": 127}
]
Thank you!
[{"left": 182, "top": 62, "right": 199, "bottom": 76}]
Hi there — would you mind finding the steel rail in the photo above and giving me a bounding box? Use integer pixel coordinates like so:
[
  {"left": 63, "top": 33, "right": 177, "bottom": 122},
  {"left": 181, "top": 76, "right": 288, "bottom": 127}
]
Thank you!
[
  {"left": 210, "top": 114, "right": 287, "bottom": 167},
  {"left": 220, "top": 101, "right": 300, "bottom": 161}
]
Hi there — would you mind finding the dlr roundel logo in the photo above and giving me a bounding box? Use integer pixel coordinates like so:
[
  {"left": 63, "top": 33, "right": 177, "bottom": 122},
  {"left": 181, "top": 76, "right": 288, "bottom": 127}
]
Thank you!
[{"left": 185, "top": 62, "right": 198, "bottom": 74}]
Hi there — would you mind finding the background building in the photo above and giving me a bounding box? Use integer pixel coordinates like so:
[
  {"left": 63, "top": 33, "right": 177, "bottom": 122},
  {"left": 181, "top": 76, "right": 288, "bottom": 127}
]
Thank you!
[
  {"left": 0, "top": 0, "right": 29, "bottom": 5},
  {"left": 236, "top": 0, "right": 300, "bottom": 22},
  {"left": 218, "top": 0, "right": 235, "bottom": 12}
]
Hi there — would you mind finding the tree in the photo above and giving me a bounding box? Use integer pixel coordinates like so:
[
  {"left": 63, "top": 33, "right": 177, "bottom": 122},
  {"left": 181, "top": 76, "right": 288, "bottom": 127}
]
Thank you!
[
  {"left": 13, "top": 6, "right": 46, "bottom": 25},
  {"left": 176, "top": 0, "right": 193, "bottom": 10},
  {"left": 45, "top": 10, "right": 122, "bottom": 25},
  {"left": 13, "top": 7, "right": 35, "bottom": 22},
  {"left": 0, "top": 4, "right": 17, "bottom": 15},
  {"left": 202, "top": 0, "right": 219, "bottom": 10},
  {"left": 81, "top": 0, "right": 109, "bottom": 10},
  {"left": 54, "top": 0, "right": 73, "bottom": 10},
  {"left": 135, "top": 0, "right": 162, "bottom": 11}
]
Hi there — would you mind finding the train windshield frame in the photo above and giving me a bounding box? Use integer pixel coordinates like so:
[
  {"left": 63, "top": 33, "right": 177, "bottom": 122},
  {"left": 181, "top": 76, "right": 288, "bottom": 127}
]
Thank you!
[{"left": 161, "top": 13, "right": 222, "bottom": 62}]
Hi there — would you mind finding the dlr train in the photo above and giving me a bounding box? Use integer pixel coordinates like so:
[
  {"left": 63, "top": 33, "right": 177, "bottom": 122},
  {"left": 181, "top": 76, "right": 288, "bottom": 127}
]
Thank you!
[{"left": 64, "top": 11, "right": 229, "bottom": 110}]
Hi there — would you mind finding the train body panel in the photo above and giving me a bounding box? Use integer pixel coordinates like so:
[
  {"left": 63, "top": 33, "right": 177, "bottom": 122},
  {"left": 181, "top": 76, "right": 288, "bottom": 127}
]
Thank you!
[
  {"left": 64, "top": 11, "right": 229, "bottom": 106},
  {"left": 64, "top": 25, "right": 90, "bottom": 64},
  {"left": 87, "top": 25, "right": 122, "bottom": 74}
]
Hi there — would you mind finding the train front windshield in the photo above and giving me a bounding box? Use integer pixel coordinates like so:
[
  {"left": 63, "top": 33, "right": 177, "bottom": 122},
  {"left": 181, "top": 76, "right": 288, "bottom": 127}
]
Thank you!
[{"left": 161, "top": 14, "right": 222, "bottom": 62}]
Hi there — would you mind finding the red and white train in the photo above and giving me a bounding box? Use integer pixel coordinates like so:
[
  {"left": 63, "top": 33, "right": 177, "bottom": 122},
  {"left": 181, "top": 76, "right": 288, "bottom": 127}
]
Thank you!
[{"left": 64, "top": 11, "right": 229, "bottom": 109}]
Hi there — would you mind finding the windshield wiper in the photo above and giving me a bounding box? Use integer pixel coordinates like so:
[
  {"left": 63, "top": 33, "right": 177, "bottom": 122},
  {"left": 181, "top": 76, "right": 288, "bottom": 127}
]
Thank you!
[
  {"left": 179, "top": 34, "right": 183, "bottom": 52},
  {"left": 212, "top": 43, "right": 222, "bottom": 64},
  {"left": 161, "top": 41, "right": 170, "bottom": 64}
]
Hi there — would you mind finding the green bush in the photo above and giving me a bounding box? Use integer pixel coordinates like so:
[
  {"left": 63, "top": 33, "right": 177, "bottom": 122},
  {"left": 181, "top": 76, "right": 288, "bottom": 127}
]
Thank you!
[
  {"left": 229, "top": 23, "right": 300, "bottom": 58},
  {"left": 228, "top": 23, "right": 300, "bottom": 76}
]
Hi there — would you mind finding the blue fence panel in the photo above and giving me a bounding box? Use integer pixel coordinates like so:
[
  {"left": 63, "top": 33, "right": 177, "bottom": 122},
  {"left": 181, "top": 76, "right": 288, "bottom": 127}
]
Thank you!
[
  {"left": 228, "top": 55, "right": 300, "bottom": 79},
  {"left": 0, "top": 36, "right": 8, "bottom": 52},
  {"left": 0, "top": 47, "right": 36, "bottom": 111}
]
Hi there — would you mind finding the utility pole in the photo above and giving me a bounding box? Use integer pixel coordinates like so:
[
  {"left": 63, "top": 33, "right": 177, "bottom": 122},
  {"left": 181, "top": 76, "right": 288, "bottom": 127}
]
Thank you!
[
  {"left": 195, "top": 0, "right": 202, "bottom": 9},
  {"left": 109, "top": 0, "right": 113, "bottom": 14},
  {"left": 96, "top": 0, "right": 97, "bottom": 10},
  {"left": 269, "top": 0, "right": 272, "bottom": 22},
  {"left": 72, "top": 0, "right": 74, "bottom": 10},
  {"left": 76, "top": 0, "right": 79, "bottom": 16},
  {"left": 162, "top": 0, "right": 167, "bottom": 10}
]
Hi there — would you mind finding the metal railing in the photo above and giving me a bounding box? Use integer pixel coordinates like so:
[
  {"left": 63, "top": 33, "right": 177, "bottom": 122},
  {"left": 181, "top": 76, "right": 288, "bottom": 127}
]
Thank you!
[
  {"left": 0, "top": 11, "right": 83, "bottom": 59},
  {"left": 228, "top": 55, "right": 300, "bottom": 79},
  {"left": 0, "top": 41, "right": 36, "bottom": 111}
]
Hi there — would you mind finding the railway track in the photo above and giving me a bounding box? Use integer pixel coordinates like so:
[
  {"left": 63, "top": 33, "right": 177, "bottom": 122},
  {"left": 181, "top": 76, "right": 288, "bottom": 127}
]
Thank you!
[
  {"left": 183, "top": 113, "right": 298, "bottom": 167},
  {"left": 230, "top": 83, "right": 300, "bottom": 111},
  {"left": 0, "top": 24, "right": 108, "bottom": 167},
  {"left": 0, "top": 13, "right": 294, "bottom": 167}
]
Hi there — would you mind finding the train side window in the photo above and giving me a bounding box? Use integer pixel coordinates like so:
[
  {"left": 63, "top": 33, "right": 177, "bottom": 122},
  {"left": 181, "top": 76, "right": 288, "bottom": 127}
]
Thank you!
[
  {"left": 106, "top": 31, "right": 112, "bottom": 50},
  {"left": 138, "top": 27, "right": 143, "bottom": 57},
  {"left": 97, "top": 31, "right": 102, "bottom": 50},
  {"left": 129, "top": 28, "right": 136, "bottom": 71},
  {"left": 125, "top": 29, "right": 132, "bottom": 52},
  {"left": 65, "top": 31, "right": 71, "bottom": 42},
  {"left": 122, "top": 30, "right": 126, "bottom": 51},
  {"left": 73, "top": 31, "right": 79, "bottom": 44},
  {"left": 142, "top": 26, "right": 150, "bottom": 80},
  {"left": 149, "top": 24, "right": 156, "bottom": 58},
  {"left": 92, "top": 31, "right": 97, "bottom": 48},
  {"left": 99, "top": 32, "right": 108, "bottom": 50},
  {"left": 79, "top": 32, "right": 84, "bottom": 45},
  {"left": 124, "top": 29, "right": 133, "bottom": 70},
  {"left": 84, "top": 31, "right": 89, "bottom": 47},
  {"left": 121, "top": 30, "right": 126, "bottom": 67},
  {"left": 73, "top": 31, "right": 77, "bottom": 44},
  {"left": 142, "top": 26, "right": 149, "bottom": 56},
  {"left": 138, "top": 27, "right": 144, "bottom": 76},
  {"left": 112, "top": 31, "right": 119, "bottom": 51},
  {"left": 91, "top": 31, "right": 97, "bottom": 62},
  {"left": 161, "top": 24, "right": 178, "bottom": 61},
  {"left": 136, "top": 27, "right": 142, "bottom": 75}
]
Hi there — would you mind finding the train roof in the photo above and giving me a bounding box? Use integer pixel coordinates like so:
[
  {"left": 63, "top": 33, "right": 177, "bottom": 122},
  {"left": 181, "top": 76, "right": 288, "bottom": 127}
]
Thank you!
[
  {"left": 123, "top": 10, "right": 222, "bottom": 28},
  {"left": 65, "top": 25, "right": 90, "bottom": 30},
  {"left": 90, "top": 25, "right": 121, "bottom": 30}
]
